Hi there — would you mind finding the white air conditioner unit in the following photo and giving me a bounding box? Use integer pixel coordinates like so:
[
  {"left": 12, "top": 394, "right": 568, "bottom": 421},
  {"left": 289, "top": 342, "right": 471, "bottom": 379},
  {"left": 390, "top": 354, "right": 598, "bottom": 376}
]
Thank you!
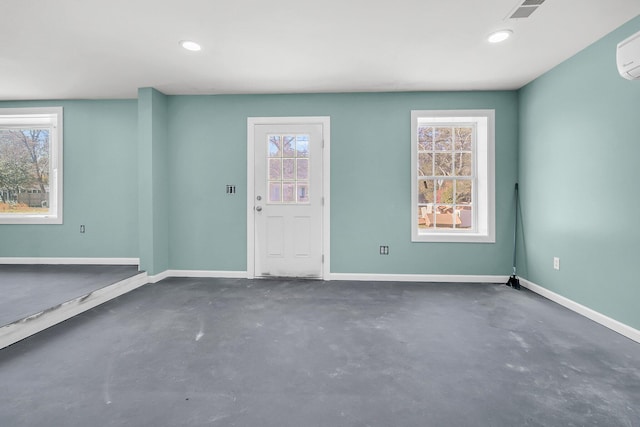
[{"left": 617, "top": 30, "right": 640, "bottom": 80}]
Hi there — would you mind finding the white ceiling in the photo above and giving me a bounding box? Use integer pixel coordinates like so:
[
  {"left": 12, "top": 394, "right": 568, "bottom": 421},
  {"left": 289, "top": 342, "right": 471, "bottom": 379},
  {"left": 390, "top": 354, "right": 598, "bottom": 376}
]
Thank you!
[{"left": 1, "top": 0, "right": 639, "bottom": 100}]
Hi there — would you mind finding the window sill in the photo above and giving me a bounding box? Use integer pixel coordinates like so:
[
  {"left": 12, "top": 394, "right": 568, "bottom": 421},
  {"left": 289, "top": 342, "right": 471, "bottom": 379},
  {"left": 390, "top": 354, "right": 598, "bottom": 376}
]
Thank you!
[
  {"left": 412, "top": 232, "right": 495, "bottom": 243},
  {"left": 0, "top": 215, "right": 62, "bottom": 225}
]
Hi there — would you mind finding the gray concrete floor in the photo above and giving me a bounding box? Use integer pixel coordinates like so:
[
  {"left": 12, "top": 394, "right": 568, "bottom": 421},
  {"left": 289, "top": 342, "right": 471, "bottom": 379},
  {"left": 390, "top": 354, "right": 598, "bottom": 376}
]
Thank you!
[
  {"left": 0, "top": 277, "right": 638, "bottom": 426},
  {"left": 0, "top": 264, "right": 140, "bottom": 326}
]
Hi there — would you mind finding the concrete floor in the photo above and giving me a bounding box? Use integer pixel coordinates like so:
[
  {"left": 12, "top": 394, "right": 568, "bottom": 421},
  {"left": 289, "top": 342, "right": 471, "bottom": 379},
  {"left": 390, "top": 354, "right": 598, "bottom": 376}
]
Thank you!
[
  {"left": 0, "top": 277, "right": 638, "bottom": 426},
  {"left": 0, "top": 264, "right": 140, "bottom": 326}
]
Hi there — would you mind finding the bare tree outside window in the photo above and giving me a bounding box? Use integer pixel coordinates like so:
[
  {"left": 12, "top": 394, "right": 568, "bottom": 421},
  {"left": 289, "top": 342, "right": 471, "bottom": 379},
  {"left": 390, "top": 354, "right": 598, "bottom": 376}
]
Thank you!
[
  {"left": 0, "top": 129, "right": 49, "bottom": 212},
  {"left": 0, "top": 107, "right": 62, "bottom": 224}
]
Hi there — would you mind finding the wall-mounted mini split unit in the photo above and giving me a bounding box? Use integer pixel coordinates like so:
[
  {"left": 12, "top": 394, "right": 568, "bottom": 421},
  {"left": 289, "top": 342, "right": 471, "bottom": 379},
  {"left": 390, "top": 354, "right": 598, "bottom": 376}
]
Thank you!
[{"left": 617, "top": 30, "right": 640, "bottom": 80}]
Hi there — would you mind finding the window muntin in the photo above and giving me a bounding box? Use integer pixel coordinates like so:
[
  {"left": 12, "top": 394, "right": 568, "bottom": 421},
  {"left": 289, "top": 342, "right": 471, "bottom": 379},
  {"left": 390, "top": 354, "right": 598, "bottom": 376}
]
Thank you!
[
  {"left": 411, "top": 110, "right": 494, "bottom": 243},
  {"left": 267, "top": 134, "right": 310, "bottom": 204},
  {"left": 417, "top": 124, "right": 475, "bottom": 230},
  {"left": 0, "top": 107, "right": 63, "bottom": 224}
]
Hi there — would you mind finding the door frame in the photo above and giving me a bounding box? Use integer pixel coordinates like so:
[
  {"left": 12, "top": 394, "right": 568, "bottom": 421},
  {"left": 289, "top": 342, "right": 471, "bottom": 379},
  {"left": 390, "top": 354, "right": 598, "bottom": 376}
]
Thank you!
[{"left": 247, "top": 116, "right": 331, "bottom": 279}]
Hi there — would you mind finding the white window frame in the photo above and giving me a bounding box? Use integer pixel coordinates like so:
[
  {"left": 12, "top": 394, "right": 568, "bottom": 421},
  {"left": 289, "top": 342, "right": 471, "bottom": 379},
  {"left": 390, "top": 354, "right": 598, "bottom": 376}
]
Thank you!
[
  {"left": 411, "top": 110, "right": 494, "bottom": 243},
  {"left": 0, "top": 107, "right": 63, "bottom": 224}
]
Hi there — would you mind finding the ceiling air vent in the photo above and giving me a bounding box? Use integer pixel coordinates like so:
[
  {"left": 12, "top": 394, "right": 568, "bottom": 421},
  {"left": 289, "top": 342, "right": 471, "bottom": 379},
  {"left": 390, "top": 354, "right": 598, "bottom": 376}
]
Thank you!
[{"left": 509, "top": 0, "right": 545, "bottom": 19}]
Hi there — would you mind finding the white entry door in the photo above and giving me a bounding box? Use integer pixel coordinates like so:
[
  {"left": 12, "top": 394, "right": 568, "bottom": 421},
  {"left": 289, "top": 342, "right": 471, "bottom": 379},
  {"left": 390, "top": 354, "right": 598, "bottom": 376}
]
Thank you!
[{"left": 249, "top": 119, "right": 326, "bottom": 278}]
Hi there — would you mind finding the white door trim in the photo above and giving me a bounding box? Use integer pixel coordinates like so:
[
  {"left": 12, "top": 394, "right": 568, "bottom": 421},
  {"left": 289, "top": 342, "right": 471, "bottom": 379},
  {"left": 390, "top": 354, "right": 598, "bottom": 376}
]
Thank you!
[{"left": 247, "top": 117, "right": 330, "bottom": 279}]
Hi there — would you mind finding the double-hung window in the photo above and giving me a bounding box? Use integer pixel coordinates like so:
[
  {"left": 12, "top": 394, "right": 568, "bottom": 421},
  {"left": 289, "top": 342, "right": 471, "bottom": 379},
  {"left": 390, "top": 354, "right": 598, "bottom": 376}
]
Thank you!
[
  {"left": 411, "top": 110, "right": 494, "bottom": 242},
  {"left": 0, "top": 107, "right": 63, "bottom": 224}
]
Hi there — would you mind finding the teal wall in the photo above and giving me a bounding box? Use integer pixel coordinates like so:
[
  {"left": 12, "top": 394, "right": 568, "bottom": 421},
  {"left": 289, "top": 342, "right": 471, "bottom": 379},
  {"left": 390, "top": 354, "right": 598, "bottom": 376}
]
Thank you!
[
  {"left": 1, "top": 92, "right": 518, "bottom": 276},
  {"left": 0, "top": 100, "right": 139, "bottom": 258},
  {"left": 167, "top": 92, "right": 518, "bottom": 274},
  {"left": 138, "top": 88, "right": 169, "bottom": 274},
  {"left": 518, "top": 16, "right": 640, "bottom": 329}
]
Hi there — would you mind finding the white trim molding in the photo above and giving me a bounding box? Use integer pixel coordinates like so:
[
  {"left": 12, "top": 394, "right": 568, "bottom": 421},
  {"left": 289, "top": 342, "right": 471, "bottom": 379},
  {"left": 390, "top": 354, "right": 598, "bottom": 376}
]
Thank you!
[
  {"left": 520, "top": 278, "right": 640, "bottom": 344},
  {"left": 5, "top": 268, "right": 638, "bottom": 349},
  {"left": 155, "top": 271, "right": 506, "bottom": 284},
  {"left": 0, "top": 257, "right": 140, "bottom": 266},
  {"left": 246, "top": 116, "right": 331, "bottom": 280},
  {"left": 160, "top": 270, "right": 248, "bottom": 281},
  {"left": 147, "top": 270, "right": 172, "bottom": 284},
  {"left": 0, "top": 272, "right": 148, "bottom": 350},
  {"left": 147, "top": 270, "right": 247, "bottom": 284},
  {"left": 329, "top": 273, "right": 508, "bottom": 283},
  {"left": 410, "top": 110, "right": 495, "bottom": 243},
  {"left": 0, "top": 107, "right": 64, "bottom": 225}
]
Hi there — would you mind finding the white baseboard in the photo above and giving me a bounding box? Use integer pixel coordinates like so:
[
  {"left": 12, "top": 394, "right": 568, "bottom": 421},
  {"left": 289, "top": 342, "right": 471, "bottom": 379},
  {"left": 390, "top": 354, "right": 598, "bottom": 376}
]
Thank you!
[
  {"left": 0, "top": 257, "right": 140, "bottom": 266},
  {"left": 148, "top": 270, "right": 249, "bottom": 283},
  {"left": 329, "top": 273, "right": 508, "bottom": 283},
  {"left": 6, "top": 266, "right": 636, "bottom": 347},
  {"left": 148, "top": 270, "right": 171, "bottom": 283},
  {"left": 164, "top": 270, "right": 249, "bottom": 280},
  {"left": 520, "top": 278, "right": 640, "bottom": 344},
  {"left": 151, "top": 271, "right": 506, "bottom": 283},
  {"left": 0, "top": 272, "right": 148, "bottom": 350}
]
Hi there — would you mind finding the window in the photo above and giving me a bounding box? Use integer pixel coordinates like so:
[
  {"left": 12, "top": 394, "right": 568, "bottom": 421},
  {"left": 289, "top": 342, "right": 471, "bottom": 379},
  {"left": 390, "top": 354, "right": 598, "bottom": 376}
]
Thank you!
[
  {"left": 267, "top": 134, "right": 310, "bottom": 204},
  {"left": 411, "top": 110, "right": 494, "bottom": 242},
  {"left": 0, "top": 107, "right": 63, "bottom": 224}
]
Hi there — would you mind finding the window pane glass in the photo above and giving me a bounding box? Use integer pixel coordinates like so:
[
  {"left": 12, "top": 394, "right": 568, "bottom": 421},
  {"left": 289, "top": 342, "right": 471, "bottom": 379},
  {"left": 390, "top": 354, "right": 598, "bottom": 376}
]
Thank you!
[
  {"left": 418, "top": 153, "right": 433, "bottom": 176},
  {"left": 418, "top": 179, "right": 435, "bottom": 204},
  {"left": 297, "top": 159, "right": 308, "bottom": 180},
  {"left": 282, "top": 182, "right": 295, "bottom": 203},
  {"left": 455, "top": 127, "right": 473, "bottom": 151},
  {"left": 266, "top": 134, "right": 311, "bottom": 205},
  {"left": 297, "top": 183, "right": 309, "bottom": 203},
  {"left": 418, "top": 206, "right": 435, "bottom": 229},
  {"left": 418, "top": 126, "right": 433, "bottom": 150},
  {"left": 283, "top": 135, "right": 295, "bottom": 157},
  {"left": 269, "top": 158, "right": 282, "bottom": 180},
  {"left": 412, "top": 111, "right": 493, "bottom": 241},
  {"left": 454, "top": 153, "right": 472, "bottom": 176},
  {"left": 296, "top": 135, "right": 309, "bottom": 157},
  {"left": 435, "top": 205, "right": 458, "bottom": 228},
  {"left": 282, "top": 158, "right": 295, "bottom": 179},
  {"left": 0, "top": 128, "right": 51, "bottom": 216},
  {"left": 458, "top": 206, "right": 473, "bottom": 229},
  {"left": 434, "top": 127, "right": 452, "bottom": 151},
  {"left": 437, "top": 180, "right": 454, "bottom": 203},
  {"left": 269, "top": 182, "right": 281, "bottom": 202},
  {"left": 456, "top": 180, "right": 472, "bottom": 205},
  {"left": 268, "top": 136, "right": 281, "bottom": 157},
  {"left": 434, "top": 153, "right": 453, "bottom": 176}
]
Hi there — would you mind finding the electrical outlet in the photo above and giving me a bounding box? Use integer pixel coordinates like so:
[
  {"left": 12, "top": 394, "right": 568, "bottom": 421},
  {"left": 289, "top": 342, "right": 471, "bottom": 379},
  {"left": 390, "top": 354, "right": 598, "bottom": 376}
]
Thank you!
[
  {"left": 80, "top": 225, "right": 85, "bottom": 233},
  {"left": 553, "top": 257, "right": 560, "bottom": 270},
  {"left": 379, "top": 245, "right": 389, "bottom": 255}
]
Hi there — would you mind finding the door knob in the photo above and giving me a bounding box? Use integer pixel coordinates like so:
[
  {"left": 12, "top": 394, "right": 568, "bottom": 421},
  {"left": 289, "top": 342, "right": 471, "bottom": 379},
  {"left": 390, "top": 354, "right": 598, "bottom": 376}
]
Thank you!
[{"left": 256, "top": 206, "right": 262, "bottom": 212}]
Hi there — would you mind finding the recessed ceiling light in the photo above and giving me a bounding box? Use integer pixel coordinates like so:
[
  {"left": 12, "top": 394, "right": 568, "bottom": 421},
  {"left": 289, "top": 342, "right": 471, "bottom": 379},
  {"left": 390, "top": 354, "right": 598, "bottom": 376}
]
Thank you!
[
  {"left": 488, "top": 30, "right": 513, "bottom": 44},
  {"left": 179, "top": 40, "right": 201, "bottom": 52}
]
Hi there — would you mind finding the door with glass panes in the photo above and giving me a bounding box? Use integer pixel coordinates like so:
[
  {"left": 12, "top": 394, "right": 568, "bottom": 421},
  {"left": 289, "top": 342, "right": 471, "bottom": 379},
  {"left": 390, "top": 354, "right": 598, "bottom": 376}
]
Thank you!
[{"left": 252, "top": 123, "right": 323, "bottom": 278}]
